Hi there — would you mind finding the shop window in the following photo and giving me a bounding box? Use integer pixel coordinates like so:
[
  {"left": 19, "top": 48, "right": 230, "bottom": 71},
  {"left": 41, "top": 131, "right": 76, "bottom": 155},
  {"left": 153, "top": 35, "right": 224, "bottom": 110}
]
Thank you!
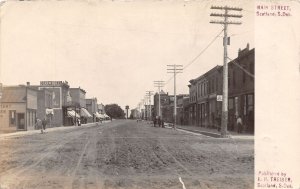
[
  {"left": 250, "top": 62, "right": 254, "bottom": 81},
  {"left": 233, "top": 70, "right": 236, "bottom": 87},
  {"left": 229, "top": 98, "right": 234, "bottom": 110},
  {"left": 243, "top": 66, "right": 246, "bottom": 83},
  {"left": 234, "top": 97, "right": 239, "bottom": 117},
  {"left": 9, "top": 110, "right": 16, "bottom": 126},
  {"left": 248, "top": 94, "right": 254, "bottom": 106}
]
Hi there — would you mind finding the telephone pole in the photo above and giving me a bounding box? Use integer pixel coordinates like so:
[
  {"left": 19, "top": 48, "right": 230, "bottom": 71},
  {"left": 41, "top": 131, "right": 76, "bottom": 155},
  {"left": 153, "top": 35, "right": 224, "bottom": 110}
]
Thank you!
[
  {"left": 146, "top": 91, "right": 154, "bottom": 121},
  {"left": 125, "top": 105, "right": 129, "bottom": 119},
  {"left": 167, "top": 65, "right": 183, "bottom": 129},
  {"left": 210, "top": 5, "right": 242, "bottom": 137},
  {"left": 154, "top": 80, "right": 164, "bottom": 119}
]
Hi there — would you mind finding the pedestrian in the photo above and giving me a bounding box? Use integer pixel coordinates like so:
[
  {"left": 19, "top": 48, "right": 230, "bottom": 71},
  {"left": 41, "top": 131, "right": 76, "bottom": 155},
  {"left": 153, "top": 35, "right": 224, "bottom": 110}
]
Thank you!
[
  {"left": 41, "top": 118, "right": 47, "bottom": 133},
  {"left": 35, "top": 118, "right": 42, "bottom": 132},
  {"left": 153, "top": 117, "right": 157, "bottom": 127},
  {"left": 237, "top": 116, "right": 243, "bottom": 133},
  {"left": 158, "top": 117, "right": 161, "bottom": 127},
  {"left": 161, "top": 119, "right": 165, "bottom": 128},
  {"left": 77, "top": 118, "right": 81, "bottom": 126}
]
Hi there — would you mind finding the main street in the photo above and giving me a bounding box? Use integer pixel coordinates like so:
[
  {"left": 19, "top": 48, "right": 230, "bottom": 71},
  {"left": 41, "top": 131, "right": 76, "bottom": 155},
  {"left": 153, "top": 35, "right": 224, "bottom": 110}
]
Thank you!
[{"left": 0, "top": 120, "right": 254, "bottom": 189}]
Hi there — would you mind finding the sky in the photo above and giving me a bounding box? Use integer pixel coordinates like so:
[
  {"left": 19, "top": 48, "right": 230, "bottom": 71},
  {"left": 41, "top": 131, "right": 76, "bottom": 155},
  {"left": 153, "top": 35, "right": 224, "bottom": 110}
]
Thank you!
[{"left": 0, "top": 0, "right": 254, "bottom": 111}]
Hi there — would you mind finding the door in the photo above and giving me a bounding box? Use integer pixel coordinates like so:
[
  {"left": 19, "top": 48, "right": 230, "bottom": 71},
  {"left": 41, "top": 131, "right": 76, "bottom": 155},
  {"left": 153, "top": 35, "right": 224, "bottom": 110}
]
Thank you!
[{"left": 17, "top": 113, "right": 25, "bottom": 130}]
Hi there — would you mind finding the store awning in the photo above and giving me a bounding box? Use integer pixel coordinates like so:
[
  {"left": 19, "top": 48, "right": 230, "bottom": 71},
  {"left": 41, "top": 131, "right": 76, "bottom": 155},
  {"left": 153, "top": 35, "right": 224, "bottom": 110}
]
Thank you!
[
  {"left": 94, "top": 112, "right": 101, "bottom": 118},
  {"left": 81, "top": 108, "right": 92, "bottom": 118},
  {"left": 67, "top": 110, "right": 80, "bottom": 118}
]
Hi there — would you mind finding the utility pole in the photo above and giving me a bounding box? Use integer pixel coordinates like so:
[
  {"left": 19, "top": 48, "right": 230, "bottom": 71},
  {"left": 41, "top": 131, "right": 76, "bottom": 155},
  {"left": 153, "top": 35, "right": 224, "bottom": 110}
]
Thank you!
[
  {"left": 146, "top": 91, "right": 154, "bottom": 121},
  {"left": 140, "top": 99, "right": 144, "bottom": 120},
  {"left": 167, "top": 65, "right": 183, "bottom": 129},
  {"left": 143, "top": 97, "right": 147, "bottom": 120},
  {"left": 154, "top": 81, "right": 164, "bottom": 119},
  {"left": 210, "top": 5, "right": 242, "bottom": 137},
  {"left": 125, "top": 105, "right": 129, "bottom": 119}
]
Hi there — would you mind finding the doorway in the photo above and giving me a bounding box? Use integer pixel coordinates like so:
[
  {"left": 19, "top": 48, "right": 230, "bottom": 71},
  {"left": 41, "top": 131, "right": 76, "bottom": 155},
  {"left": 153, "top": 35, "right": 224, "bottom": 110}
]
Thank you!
[{"left": 17, "top": 113, "right": 25, "bottom": 130}]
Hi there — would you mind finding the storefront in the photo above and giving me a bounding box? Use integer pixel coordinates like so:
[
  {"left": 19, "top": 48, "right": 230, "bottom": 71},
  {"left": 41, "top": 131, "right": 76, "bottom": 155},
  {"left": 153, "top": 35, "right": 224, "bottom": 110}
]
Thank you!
[{"left": 0, "top": 86, "right": 37, "bottom": 133}]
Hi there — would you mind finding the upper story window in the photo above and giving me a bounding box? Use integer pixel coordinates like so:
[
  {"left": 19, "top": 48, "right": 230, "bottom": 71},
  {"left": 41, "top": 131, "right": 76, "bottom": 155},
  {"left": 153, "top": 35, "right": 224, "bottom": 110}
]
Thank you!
[{"left": 233, "top": 70, "right": 236, "bottom": 87}]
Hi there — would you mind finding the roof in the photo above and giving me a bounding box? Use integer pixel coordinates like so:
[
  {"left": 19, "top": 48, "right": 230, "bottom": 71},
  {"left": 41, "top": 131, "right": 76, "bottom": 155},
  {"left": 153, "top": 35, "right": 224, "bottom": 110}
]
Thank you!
[
  {"left": 69, "top": 87, "right": 86, "bottom": 94},
  {"left": 0, "top": 86, "right": 26, "bottom": 103}
]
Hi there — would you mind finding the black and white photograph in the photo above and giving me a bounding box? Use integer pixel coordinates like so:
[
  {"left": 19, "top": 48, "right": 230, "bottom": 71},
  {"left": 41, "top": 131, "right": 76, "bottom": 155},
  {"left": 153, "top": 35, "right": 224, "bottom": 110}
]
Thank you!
[{"left": 0, "top": 0, "right": 299, "bottom": 189}]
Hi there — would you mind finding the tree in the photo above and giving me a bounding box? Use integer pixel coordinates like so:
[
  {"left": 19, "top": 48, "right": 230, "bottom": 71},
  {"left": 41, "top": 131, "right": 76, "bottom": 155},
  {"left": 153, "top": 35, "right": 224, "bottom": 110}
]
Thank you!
[{"left": 104, "top": 104, "right": 125, "bottom": 119}]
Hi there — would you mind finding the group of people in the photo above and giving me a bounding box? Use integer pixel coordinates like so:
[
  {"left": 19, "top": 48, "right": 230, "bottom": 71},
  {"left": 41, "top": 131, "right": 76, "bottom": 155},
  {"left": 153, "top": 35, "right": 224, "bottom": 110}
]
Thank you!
[
  {"left": 35, "top": 118, "right": 48, "bottom": 134},
  {"left": 153, "top": 116, "right": 165, "bottom": 128}
]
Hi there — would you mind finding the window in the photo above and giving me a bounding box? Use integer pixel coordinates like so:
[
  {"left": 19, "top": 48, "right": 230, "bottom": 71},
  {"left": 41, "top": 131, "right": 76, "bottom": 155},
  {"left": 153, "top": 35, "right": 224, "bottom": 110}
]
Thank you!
[
  {"left": 9, "top": 110, "right": 16, "bottom": 126},
  {"left": 243, "top": 65, "right": 246, "bottom": 83},
  {"left": 233, "top": 70, "right": 236, "bottom": 87},
  {"left": 250, "top": 62, "right": 254, "bottom": 81}
]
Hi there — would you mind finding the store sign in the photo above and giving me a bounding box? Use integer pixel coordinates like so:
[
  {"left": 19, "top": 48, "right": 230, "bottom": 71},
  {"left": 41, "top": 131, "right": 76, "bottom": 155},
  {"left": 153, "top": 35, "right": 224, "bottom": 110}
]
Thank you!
[
  {"left": 40, "top": 81, "right": 63, "bottom": 86},
  {"left": 0, "top": 104, "right": 12, "bottom": 118},
  {"left": 217, "top": 95, "right": 223, "bottom": 101}
]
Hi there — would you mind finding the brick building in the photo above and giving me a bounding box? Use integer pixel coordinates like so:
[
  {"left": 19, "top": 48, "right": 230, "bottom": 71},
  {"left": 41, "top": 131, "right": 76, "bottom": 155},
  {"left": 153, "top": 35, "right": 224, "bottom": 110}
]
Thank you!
[
  {"left": 36, "top": 81, "right": 71, "bottom": 127},
  {"left": 153, "top": 90, "right": 169, "bottom": 119},
  {"left": 188, "top": 44, "right": 255, "bottom": 133}
]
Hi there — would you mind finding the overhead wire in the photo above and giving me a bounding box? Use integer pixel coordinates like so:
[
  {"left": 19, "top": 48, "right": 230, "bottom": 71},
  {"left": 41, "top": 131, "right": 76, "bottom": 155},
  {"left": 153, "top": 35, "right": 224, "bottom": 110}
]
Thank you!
[{"left": 164, "top": 29, "right": 224, "bottom": 86}]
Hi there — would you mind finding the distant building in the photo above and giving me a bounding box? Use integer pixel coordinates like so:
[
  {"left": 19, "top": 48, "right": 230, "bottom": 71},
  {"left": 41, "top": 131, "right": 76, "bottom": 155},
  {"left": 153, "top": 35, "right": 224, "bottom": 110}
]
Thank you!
[
  {"left": 69, "top": 87, "right": 92, "bottom": 125},
  {"left": 86, "top": 98, "right": 98, "bottom": 122},
  {"left": 97, "top": 103, "right": 105, "bottom": 114},
  {"left": 153, "top": 90, "right": 169, "bottom": 118},
  {"left": 130, "top": 108, "right": 139, "bottom": 119},
  {"left": 144, "top": 105, "right": 154, "bottom": 120}
]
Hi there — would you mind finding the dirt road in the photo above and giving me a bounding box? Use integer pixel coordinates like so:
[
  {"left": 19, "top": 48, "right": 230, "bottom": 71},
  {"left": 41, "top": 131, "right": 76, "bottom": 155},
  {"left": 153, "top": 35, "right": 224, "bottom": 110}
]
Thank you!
[{"left": 0, "top": 120, "right": 254, "bottom": 189}]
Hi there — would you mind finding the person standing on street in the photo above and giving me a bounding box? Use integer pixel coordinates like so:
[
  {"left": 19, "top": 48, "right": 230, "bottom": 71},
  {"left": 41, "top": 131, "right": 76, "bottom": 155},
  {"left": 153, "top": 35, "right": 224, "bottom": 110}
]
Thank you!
[
  {"left": 153, "top": 117, "right": 157, "bottom": 127},
  {"left": 35, "top": 118, "right": 42, "bottom": 133},
  {"left": 158, "top": 117, "right": 161, "bottom": 127},
  {"left": 161, "top": 119, "right": 165, "bottom": 128},
  {"left": 237, "top": 116, "right": 243, "bottom": 134},
  {"left": 42, "top": 118, "right": 47, "bottom": 133}
]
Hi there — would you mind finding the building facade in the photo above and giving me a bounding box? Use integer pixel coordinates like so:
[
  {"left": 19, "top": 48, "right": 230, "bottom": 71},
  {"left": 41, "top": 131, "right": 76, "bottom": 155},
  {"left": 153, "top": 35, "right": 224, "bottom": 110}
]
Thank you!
[
  {"left": 36, "top": 81, "right": 72, "bottom": 127},
  {"left": 0, "top": 85, "right": 38, "bottom": 132},
  {"left": 188, "top": 44, "right": 255, "bottom": 133},
  {"left": 69, "top": 87, "right": 88, "bottom": 125},
  {"left": 227, "top": 45, "right": 255, "bottom": 133},
  {"left": 153, "top": 90, "right": 169, "bottom": 119},
  {"left": 86, "top": 98, "right": 98, "bottom": 122},
  {"left": 37, "top": 87, "right": 54, "bottom": 127}
]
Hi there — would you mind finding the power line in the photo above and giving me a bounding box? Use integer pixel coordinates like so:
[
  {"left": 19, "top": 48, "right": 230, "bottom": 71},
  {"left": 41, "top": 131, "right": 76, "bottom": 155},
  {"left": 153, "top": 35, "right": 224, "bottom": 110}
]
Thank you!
[
  {"left": 227, "top": 57, "right": 254, "bottom": 78},
  {"left": 183, "top": 29, "right": 224, "bottom": 70},
  {"left": 164, "top": 29, "right": 224, "bottom": 86}
]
